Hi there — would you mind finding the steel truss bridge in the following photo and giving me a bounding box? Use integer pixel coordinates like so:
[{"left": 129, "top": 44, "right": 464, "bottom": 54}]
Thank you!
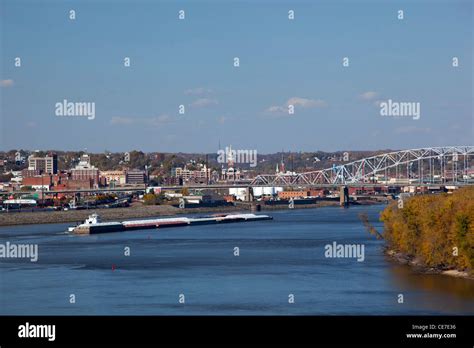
[
  {"left": 2, "top": 146, "right": 474, "bottom": 198},
  {"left": 251, "top": 146, "right": 474, "bottom": 187}
]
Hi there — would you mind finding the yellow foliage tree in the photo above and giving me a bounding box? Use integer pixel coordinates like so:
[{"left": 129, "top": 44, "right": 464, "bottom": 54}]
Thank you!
[{"left": 380, "top": 187, "right": 474, "bottom": 273}]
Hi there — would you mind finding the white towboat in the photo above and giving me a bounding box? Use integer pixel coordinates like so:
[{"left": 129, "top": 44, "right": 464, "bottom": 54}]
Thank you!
[{"left": 67, "top": 213, "right": 101, "bottom": 232}]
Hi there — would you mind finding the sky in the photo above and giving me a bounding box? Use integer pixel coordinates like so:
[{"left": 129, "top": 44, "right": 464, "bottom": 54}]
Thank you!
[{"left": 0, "top": 0, "right": 472, "bottom": 153}]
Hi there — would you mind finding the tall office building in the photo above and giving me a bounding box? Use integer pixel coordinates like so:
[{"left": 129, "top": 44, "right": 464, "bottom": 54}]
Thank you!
[{"left": 28, "top": 153, "right": 58, "bottom": 174}]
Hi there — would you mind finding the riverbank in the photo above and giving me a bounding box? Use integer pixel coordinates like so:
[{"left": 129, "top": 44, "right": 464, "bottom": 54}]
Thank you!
[
  {"left": 385, "top": 249, "right": 474, "bottom": 280},
  {"left": 0, "top": 204, "right": 236, "bottom": 227},
  {"left": 0, "top": 200, "right": 355, "bottom": 227}
]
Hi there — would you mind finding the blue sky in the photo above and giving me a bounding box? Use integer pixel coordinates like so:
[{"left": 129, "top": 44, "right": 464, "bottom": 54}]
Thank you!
[{"left": 1, "top": 0, "right": 472, "bottom": 153}]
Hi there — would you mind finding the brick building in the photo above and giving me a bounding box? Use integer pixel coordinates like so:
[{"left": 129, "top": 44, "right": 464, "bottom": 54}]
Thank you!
[
  {"left": 22, "top": 175, "right": 52, "bottom": 190},
  {"left": 71, "top": 154, "right": 99, "bottom": 188}
]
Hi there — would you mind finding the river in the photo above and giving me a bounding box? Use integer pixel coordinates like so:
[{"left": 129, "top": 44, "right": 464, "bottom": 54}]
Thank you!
[{"left": 0, "top": 205, "right": 473, "bottom": 315}]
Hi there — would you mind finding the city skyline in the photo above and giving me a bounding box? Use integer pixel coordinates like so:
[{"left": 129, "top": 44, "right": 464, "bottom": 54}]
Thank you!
[{"left": 1, "top": 0, "right": 472, "bottom": 153}]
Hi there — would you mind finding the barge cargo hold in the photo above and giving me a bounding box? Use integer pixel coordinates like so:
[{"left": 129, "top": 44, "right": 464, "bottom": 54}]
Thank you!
[{"left": 70, "top": 213, "right": 273, "bottom": 235}]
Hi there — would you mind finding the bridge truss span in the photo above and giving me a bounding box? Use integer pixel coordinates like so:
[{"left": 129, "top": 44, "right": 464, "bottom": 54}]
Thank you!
[{"left": 251, "top": 146, "right": 474, "bottom": 186}]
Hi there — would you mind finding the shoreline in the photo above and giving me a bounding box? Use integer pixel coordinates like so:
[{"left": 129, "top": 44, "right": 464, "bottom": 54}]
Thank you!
[
  {"left": 0, "top": 200, "right": 358, "bottom": 227},
  {"left": 385, "top": 249, "right": 474, "bottom": 280}
]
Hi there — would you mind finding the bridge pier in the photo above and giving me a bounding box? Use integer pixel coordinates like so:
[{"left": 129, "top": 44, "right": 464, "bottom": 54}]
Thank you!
[
  {"left": 250, "top": 203, "right": 261, "bottom": 212},
  {"left": 245, "top": 187, "right": 254, "bottom": 202},
  {"left": 340, "top": 186, "right": 349, "bottom": 207}
]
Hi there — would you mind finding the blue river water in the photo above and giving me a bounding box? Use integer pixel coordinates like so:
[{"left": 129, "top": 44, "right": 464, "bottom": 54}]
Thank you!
[{"left": 0, "top": 205, "right": 473, "bottom": 315}]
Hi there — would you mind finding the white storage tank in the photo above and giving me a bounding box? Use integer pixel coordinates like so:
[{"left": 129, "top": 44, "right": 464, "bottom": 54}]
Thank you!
[{"left": 251, "top": 186, "right": 283, "bottom": 197}]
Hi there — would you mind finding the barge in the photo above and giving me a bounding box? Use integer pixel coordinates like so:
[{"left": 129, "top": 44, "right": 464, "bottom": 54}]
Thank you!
[{"left": 69, "top": 212, "right": 272, "bottom": 235}]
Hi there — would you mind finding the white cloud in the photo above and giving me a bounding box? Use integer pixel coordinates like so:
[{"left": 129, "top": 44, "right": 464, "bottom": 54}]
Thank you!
[
  {"left": 359, "top": 92, "right": 384, "bottom": 108},
  {"left": 146, "top": 114, "right": 171, "bottom": 126},
  {"left": 0, "top": 79, "right": 14, "bottom": 87},
  {"left": 359, "top": 91, "right": 378, "bottom": 100},
  {"left": 286, "top": 97, "right": 327, "bottom": 108},
  {"left": 265, "top": 105, "right": 287, "bottom": 114},
  {"left": 185, "top": 87, "right": 212, "bottom": 95},
  {"left": 110, "top": 117, "right": 134, "bottom": 125},
  {"left": 190, "top": 98, "right": 218, "bottom": 108},
  {"left": 265, "top": 97, "right": 327, "bottom": 115}
]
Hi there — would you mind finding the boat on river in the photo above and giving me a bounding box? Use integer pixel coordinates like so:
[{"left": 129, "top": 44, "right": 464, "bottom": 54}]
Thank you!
[{"left": 69, "top": 212, "right": 273, "bottom": 235}]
